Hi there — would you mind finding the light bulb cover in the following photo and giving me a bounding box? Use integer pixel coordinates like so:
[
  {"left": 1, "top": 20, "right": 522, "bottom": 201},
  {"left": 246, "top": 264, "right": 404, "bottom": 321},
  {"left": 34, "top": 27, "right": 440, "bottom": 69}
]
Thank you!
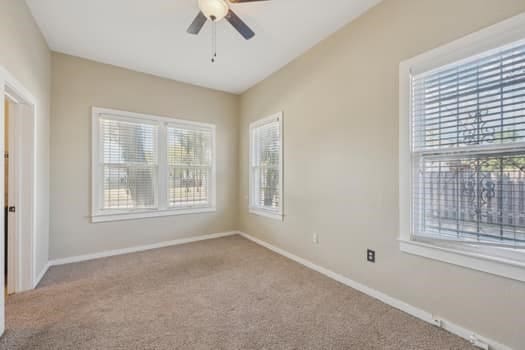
[{"left": 198, "top": 0, "right": 229, "bottom": 21}]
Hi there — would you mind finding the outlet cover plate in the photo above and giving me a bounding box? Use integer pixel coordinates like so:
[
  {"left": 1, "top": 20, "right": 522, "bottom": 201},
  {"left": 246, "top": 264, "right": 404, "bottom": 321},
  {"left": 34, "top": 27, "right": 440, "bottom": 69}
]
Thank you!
[{"left": 367, "top": 249, "right": 375, "bottom": 263}]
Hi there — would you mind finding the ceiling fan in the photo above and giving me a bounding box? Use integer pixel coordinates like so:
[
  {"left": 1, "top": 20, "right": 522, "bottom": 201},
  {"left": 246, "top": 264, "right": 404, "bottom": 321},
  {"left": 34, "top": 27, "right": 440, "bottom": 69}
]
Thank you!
[{"left": 187, "top": 0, "right": 269, "bottom": 41}]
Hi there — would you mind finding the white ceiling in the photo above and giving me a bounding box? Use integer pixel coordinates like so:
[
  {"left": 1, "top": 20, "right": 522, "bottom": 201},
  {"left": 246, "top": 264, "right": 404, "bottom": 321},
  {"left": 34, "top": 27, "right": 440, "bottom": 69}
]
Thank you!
[{"left": 26, "top": 0, "right": 381, "bottom": 94}]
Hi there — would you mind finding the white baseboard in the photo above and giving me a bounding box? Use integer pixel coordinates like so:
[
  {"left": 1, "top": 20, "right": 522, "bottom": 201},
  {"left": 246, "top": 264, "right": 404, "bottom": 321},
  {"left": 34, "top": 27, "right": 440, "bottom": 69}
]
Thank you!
[
  {"left": 239, "top": 232, "right": 510, "bottom": 350},
  {"left": 49, "top": 231, "right": 238, "bottom": 267},
  {"left": 33, "top": 262, "right": 51, "bottom": 289}
]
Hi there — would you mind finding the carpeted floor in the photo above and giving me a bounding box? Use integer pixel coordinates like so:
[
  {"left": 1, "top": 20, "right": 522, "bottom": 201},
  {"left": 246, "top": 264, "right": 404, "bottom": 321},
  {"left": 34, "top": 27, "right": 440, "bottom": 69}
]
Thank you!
[{"left": 0, "top": 235, "right": 474, "bottom": 349}]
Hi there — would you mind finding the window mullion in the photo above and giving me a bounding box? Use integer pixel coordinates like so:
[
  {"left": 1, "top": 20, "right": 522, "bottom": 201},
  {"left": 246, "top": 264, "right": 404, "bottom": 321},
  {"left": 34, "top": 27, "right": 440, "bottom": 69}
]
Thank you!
[
  {"left": 98, "top": 162, "right": 104, "bottom": 214},
  {"left": 158, "top": 122, "right": 168, "bottom": 210}
]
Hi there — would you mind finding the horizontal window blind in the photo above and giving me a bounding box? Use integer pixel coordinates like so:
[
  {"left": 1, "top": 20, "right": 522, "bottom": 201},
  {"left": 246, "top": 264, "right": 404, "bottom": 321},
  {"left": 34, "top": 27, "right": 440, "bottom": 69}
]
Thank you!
[
  {"left": 100, "top": 118, "right": 158, "bottom": 209},
  {"left": 411, "top": 39, "right": 525, "bottom": 247},
  {"left": 412, "top": 41, "right": 525, "bottom": 151},
  {"left": 93, "top": 108, "right": 217, "bottom": 221},
  {"left": 167, "top": 126, "right": 212, "bottom": 208},
  {"left": 250, "top": 117, "right": 281, "bottom": 212}
]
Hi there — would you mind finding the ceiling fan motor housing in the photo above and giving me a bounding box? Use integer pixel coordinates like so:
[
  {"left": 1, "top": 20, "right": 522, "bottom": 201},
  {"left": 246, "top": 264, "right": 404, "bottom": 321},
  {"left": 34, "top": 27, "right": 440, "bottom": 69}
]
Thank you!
[
  {"left": 198, "top": 0, "right": 229, "bottom": 21},
  {"left": 188, "top": 0, "right": 259, "bottom": 40}
]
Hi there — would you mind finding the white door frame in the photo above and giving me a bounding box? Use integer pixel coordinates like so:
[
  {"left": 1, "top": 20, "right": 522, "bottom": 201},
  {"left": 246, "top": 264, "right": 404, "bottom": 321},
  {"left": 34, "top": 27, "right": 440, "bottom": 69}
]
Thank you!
[
  {"left": 0, "top": 66, "right": 37, "bottom": 336},
  {"left": 6, "top": 97, "right": 17, "bottom": 295}
]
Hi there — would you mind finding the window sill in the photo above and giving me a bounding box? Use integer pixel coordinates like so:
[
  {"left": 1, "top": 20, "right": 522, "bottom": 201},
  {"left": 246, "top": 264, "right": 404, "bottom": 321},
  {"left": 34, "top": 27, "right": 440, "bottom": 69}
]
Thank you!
[
  {"left": 92, "top": 207, "right": 216, "bottom": 223},
  {"left": 399, "top": 239, "right": 525, "bottom": 282},
  {"left": 249, "top": 208, "right": 283, "bottom": 221}
]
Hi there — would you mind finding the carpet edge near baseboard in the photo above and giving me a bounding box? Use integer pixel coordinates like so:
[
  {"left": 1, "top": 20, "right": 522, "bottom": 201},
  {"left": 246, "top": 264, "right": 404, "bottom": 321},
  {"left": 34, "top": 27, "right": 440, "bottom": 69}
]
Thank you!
[
  {"left": 48, "top": 231, "right": 238, "bottom": 267},
  {"left": 37, "top": 229, "right": 507, "bottom": 350},
  {"left": 238, "top": 231, "right": 505, "bottom": 350}
]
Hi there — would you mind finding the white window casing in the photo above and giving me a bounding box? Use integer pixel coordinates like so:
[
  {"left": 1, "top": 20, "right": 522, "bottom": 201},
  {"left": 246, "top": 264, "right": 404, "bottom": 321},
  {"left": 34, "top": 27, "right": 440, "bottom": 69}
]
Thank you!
[
  {"left": 249, "top": 112, "right": 283, "bottom": 221},
  {"left": 92, "top": 107, "right": 216, "bottom": 222},
  {"left": 399, "top": 13, "right": 525, "bottom": 282}
]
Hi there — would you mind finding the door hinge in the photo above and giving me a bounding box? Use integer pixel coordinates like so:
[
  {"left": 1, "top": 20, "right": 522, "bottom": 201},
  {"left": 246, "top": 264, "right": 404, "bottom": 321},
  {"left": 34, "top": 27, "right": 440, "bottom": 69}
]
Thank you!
[
  {"left": 4, "top": 152, "right": 8, "bottom": 159},
  {"left": 8, "top": 206, "right": 15, "bottom": 213}
]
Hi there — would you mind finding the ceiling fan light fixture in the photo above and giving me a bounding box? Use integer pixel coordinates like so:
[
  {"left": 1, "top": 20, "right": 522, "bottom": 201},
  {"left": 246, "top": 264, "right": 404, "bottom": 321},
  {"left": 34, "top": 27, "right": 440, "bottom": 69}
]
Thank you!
[{"left": 198, "top": 0, "right": 229, "bottom": 21}]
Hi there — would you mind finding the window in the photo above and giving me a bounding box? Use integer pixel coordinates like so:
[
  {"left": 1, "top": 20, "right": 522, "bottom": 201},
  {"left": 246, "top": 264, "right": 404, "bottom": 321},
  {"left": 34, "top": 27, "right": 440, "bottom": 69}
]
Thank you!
[
  {"left": 400, "top": 14, "right": 525, "bottom": 282},
  {"left": 100, "top": 118, "right": 158, "bottom": 210},
  {"left": 249, "top": 112, "right": 283, "bottom": 220},
  {"left": 412, "top": 40, "right": 525, "bottom": 248},
  {"left": 167, "top": 125, "right": 213, "bottom": 208},
  {"left": 92, "top": 107, "right": 216, "bottom": 222}
]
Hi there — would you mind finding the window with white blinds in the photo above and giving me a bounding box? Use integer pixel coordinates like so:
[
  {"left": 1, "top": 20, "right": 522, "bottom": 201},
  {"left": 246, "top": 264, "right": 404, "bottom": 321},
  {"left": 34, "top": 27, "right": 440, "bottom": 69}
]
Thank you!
[
  {"left": 101, "top": 118, "right": 158, "bottom": 210},
  {"left": 92, "top": 108, "right": 216, "bottom": 222},
  {"left": 167, "top": 125, "right": 212, "bottom": 208},
  {"left": 411, "top": 39, "right": 525, "bottom": 248},
  {"left": 249, "top": 112, "right": 283, "bottom": 220}
]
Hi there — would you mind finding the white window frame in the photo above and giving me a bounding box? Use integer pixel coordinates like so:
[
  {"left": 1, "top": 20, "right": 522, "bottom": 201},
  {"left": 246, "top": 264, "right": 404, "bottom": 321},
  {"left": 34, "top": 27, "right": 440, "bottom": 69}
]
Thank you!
[
  {"left": 92, "top": 107, "right": 216, "bottom": 222},
  {"left": 399, "top": 13, "right": 525, "bottom": 282},
  {"left": 249, "top": 112, "right": 283, "bottom": 221}
]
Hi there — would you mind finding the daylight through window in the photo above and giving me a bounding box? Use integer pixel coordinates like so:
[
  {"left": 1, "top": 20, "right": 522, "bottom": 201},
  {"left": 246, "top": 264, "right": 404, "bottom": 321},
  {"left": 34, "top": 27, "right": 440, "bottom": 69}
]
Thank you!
[
  {"left": 411, "top": 40, "right": 525, "bottom": 247},
  {"left": 92, "top": 108, "right": 216, "bottom": 221},
  {"left": 249, "top": 112, "right": 283, "bottom": 219}
]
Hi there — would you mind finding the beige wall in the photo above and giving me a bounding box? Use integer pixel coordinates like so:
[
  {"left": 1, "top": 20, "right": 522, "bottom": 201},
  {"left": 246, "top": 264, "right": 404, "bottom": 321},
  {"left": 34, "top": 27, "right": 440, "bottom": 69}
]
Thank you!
[
  {"left": 239, "top": 0, "right": 525, "bottom": 348},
  {"left": 11, "top": 0, "right": 525, "bottom": 346},
  {"left": 0, "top": 0, "right": 51, "bottom": 280},
  {"left": 50, "top": 53, "right": 239, "bottom": 260}
]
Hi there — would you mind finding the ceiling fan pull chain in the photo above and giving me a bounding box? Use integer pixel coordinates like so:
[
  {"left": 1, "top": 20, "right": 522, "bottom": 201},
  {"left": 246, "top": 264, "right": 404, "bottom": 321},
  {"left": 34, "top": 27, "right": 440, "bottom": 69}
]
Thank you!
[{"left": 211, "top": 17, "right": 217, "bottom": 63}]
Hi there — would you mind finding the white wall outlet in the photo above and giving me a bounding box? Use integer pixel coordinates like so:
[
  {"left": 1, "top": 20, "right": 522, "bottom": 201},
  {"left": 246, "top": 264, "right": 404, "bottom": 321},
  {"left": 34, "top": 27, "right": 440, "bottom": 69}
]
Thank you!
[{"left": 312, "top": 233, "right": 319, "bottom": 244}]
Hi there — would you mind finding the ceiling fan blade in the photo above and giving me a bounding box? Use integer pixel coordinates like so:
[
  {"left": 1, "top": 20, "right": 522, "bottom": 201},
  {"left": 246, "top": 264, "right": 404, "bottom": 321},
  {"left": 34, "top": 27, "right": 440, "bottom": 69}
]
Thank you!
[
  {"left": 225, "top": 9, "right": 255, "bottom": 40},
  {"left": 228, "top": 0, "right": 270, "bottom": 2},
  {"left": 187, "top": 11, "right": 207, "bottom": 35}
]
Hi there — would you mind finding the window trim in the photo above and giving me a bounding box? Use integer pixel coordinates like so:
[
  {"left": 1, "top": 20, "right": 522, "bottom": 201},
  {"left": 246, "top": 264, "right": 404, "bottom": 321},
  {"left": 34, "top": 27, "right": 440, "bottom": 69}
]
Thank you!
[
  {"left": 399, "top": 13, "right": 525, "bottom": 282},
  {"left": 249, "top": 112, "right": 284, "bottom": 221},
  {"left": 91, "top": 107, "right": 216, "bottom": 222}
]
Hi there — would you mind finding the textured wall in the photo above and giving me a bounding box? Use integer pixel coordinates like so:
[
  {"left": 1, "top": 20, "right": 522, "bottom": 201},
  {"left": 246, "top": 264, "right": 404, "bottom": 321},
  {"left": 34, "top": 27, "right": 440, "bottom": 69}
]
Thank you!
[{"left": 239, "top": 0, "right": 525, "bottom": 348}]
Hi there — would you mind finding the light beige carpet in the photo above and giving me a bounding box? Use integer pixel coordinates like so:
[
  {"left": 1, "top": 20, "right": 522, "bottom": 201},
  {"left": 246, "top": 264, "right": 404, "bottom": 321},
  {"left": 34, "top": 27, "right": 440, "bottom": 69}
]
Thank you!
[{"left": 0, "top": 235, "right": 473, "bottom": 349}]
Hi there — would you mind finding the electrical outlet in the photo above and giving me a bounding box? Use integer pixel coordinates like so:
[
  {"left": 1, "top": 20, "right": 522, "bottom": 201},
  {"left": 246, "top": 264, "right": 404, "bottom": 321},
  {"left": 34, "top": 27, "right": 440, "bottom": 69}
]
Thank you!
[
  {"left": 367, "top": 249, "right": 375, "bottom": 263},
  {"left": 312, "top": 233, "right": 319, "bottom": 244}
]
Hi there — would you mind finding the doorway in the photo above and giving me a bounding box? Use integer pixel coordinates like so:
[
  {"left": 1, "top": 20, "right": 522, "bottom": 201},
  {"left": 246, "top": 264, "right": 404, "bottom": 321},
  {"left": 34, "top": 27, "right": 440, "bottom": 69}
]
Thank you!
[
  {"left": 0, "top": 74, "right": 36, "bottom": 291},
  {"left": 3, "top": 98, "right": 6, "bottom": 298},
  {"left": 4, "top": 97, "right": 10, "bottom": 297},
  {"left": 2, "top": 87, "right": 35, "bottom": 295},
  {"left": 0, "top": 67, "right": 38, "bottom": 336},
  {"left": 4, "top": 95, "right": 19, "bottom": 297}
]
